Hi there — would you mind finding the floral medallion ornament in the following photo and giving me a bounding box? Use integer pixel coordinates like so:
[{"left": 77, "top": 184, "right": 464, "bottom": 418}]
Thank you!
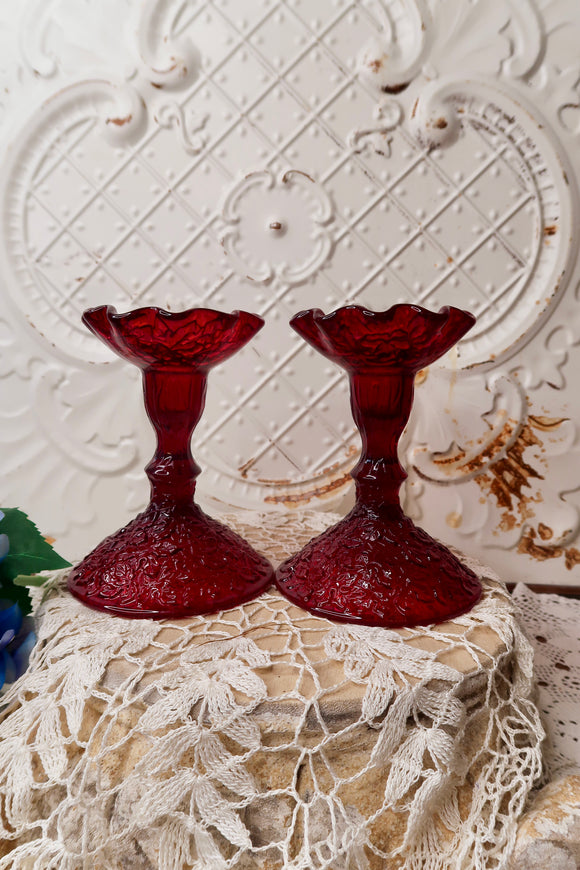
[
  {"left": 67, "top": 306, "right": 274, "bottom": 618},
  {"left": 221, "top": 169, "right": 334, "bottom": 284},
  {"left": 275, "top": 304, "right": 482, "bottom": 629}
]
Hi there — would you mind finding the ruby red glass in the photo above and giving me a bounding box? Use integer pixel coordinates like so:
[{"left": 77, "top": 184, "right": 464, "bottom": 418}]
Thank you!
[
  {"left": 275, "top": 304, "right": 482, "bottom": 628},
  {"left": 68, "top": 306, "right": 274, "bottom": 618}
]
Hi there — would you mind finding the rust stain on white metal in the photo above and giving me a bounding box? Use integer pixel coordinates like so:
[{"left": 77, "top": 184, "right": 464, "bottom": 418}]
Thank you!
[
  {"left": 528, "top": 414, "right": 569, "bottom": 431},
  {"left": 263, "top": 472, "right": 352, "bottom": 507},
  {"left": 106, "top": 114, "right": 132, "bottom": 126},
  {"left": 282, "top": 169, "right": 315, "bottom": 184},
  {"left": 446, "top": 511, "right": 462, "bottom": 528},
  {"left": 518, "top": 527, "right": 580, "bottom": 569},
  {"left": 430, "top": 415, "right": 560, "bottom": 535},
  {"left": 239, "top": 456, "right": 258, "bottom": 479}
]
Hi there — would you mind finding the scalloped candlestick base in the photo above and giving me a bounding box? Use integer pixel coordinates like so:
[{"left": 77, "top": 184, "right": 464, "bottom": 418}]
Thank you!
[
  {"left": 275, "top": 504, "right": 482, "bottom": 628},
  {"left": 67, "top": 306, "right": 274, "bottom": 618},
  {"left": 275, "top": 304, "right": 482, "bottom": 629},
  {"left": 69, "top": 503, "right": 274, "bottom": 619}
]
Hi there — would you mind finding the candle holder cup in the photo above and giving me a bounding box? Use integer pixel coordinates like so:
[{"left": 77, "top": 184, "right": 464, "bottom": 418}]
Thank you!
[
  {"left": 275, "top": 304, "right": 482, "bottom": 628},
  {"left": 68, "top": 306, "right": 274, "bottom": 618}
]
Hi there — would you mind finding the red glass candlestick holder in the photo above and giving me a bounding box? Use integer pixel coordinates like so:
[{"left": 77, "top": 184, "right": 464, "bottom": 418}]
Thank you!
[
  {"left": 68, "top": 306, "right": 274, "bottom": 618},
  {"left": 275, "top": 304, "right": 482, "bottom": 628}
]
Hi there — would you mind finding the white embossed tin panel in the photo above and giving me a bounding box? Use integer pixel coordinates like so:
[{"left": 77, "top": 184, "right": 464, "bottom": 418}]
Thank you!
[{"left": 1, "top": 0, "right": 580, "bottom": 586}]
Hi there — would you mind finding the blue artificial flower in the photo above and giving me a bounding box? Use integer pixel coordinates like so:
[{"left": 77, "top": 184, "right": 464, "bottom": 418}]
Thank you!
[
  {"left": 0, "top": 601, "right": 37, "bottom": 689},
  {"left": 0, "top": 514, "right": 38, "bottom": 689},
  {"left": 0, "top": 600, "right": 22, "bottom": 686}
]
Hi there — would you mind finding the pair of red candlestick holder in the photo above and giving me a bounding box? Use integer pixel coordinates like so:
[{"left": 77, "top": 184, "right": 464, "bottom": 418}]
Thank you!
[{"left": 67, "top": 303, "right": 482, "bottom": 628}]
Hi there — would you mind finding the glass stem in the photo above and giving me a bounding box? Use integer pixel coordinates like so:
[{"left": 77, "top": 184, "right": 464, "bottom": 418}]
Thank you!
[
  {"left": 349, "top": 370, "right": 415, "bottom": 512},
  {"left": 142, "top": 367, "right": 207, "bottom": 507}
]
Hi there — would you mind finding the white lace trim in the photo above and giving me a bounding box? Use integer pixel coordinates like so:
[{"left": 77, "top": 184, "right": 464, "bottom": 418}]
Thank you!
[
  {"left": 0, "top": 511, "right": 544, "bottom": 870},
  {"left": 512, "top": 583, "right": 580, "bottom": 778}
]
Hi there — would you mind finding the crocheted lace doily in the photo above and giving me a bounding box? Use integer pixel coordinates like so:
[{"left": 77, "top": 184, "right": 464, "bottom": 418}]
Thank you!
[
  {"left": 512, "top": 583, "right": 580, "bottom": 777},
  {"left": 0, "top": 511, "right": 543, "bottom": 870}
]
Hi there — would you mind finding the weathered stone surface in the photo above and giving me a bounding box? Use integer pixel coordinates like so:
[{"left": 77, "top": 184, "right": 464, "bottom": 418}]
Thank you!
[
  {"left": 511, "top": 776, "right": 580, "bottom": 869},
  {"left": 0, "top": 531, "right": 542, "bottom": 869}
]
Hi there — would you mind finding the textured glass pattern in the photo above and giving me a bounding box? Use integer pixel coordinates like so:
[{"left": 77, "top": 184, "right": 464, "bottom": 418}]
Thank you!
[
  {"left": 68, "top": 306, "right": 274, "bottom": 617},
  {"left": 276, "top": 304, "right": 482, "bottom": 627}
]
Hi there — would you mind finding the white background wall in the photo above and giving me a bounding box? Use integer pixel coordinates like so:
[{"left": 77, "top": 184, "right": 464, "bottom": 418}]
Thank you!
[{"left": 1, "top": 0, "right": 580, "bottom": 586}]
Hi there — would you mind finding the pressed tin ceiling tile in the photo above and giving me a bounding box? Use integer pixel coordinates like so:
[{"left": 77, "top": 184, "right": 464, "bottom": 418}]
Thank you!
[{"left": 0, "top": 0, "right": 580, "bottom": 588}]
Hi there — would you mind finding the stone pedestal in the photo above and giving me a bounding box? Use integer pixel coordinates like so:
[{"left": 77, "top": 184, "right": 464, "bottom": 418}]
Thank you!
[
  {"left": 511, "top": 776, "right": 580, "bottom": 869},
  {"left": 0, "top": 513, "right": 543, "bottom": 869}
]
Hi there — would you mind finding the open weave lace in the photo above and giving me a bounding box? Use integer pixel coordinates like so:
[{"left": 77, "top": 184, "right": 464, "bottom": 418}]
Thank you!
[
  {"left": 0, "top": 511, "right": 543, "bottom": 870},
  {"left": 512, "top": 583, "right": 580, "bottom": 778}
]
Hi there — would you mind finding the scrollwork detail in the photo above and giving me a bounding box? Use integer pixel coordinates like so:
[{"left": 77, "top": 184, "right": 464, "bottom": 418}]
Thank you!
[
  {"left": 221, "top": 170, "right": 334, "bottom": 285},
  {"left": 502, "top": 0, "right": 545, "bottom": 79},
  {"left": 409, "top": 369, "right": 526, "bottom": 486},
  {"left": 153, "top": 101, "right": 207, "bottom": 154},
  {"left": 358, "top": 0, "right": 430, "bottom": 92},
  {"left": 135, "top": 0, "right": 200, "bottom": 89},
  {"left": 348, "top": 98, "right": 404, "bottom": 158}
]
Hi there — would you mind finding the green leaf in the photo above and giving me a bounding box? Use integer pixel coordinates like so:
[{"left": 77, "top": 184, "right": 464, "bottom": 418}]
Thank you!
[
  {"left": 0, "top": 508, "right": 70, "bottom": 574},
  {"left": 12, "top": 573, "right": 53, "bottom": 588},
  {"left": 0, "top": 509, "right": 70, "bottom": 612},
  {"left": 0, "top": 578, "right": 34, "bottom": 613},
  {"left": 2, "top": 554, "right": 67, "bottom": 577}
]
